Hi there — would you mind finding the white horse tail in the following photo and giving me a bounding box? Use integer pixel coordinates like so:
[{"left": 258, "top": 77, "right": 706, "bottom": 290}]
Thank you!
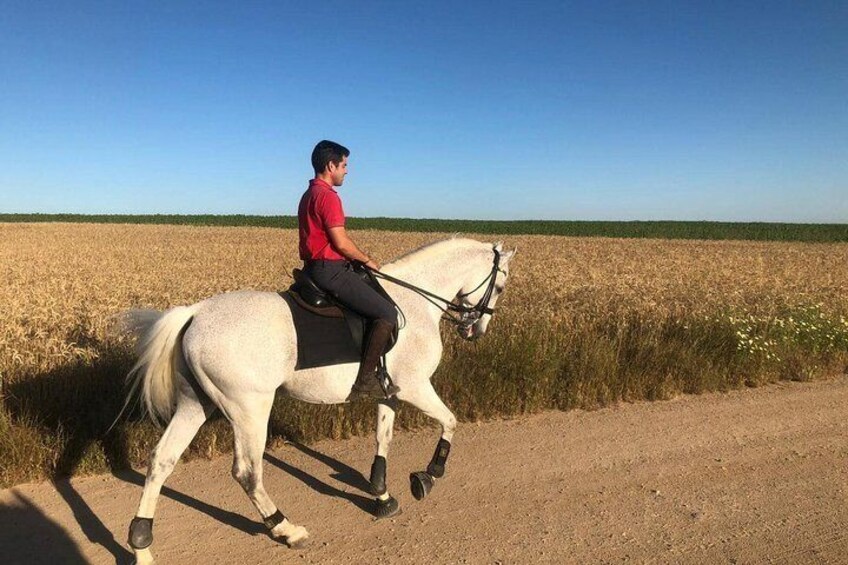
[{"left": 120, "top": 304, "right": 202, "bottom": 427}]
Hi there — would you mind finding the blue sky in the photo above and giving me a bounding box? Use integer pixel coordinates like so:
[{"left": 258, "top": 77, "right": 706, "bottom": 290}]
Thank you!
[{"left": 1, "top": 1, "right": 846, "bottom": 222}]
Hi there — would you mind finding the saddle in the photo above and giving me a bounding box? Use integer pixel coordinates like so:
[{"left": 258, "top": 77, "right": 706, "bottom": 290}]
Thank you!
[{"left": 279, "top": 267, "right": 399, "bottom": 370}]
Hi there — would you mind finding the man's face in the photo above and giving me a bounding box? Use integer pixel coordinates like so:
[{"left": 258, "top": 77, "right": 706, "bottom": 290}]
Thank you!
[{"left": 328, "top": 156, "right": 348, "bottom": 187}]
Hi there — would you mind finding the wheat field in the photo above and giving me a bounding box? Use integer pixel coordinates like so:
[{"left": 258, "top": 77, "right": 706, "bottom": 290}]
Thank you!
[{"left": 1, "top": 222, "right": 847, "bottom": 487}]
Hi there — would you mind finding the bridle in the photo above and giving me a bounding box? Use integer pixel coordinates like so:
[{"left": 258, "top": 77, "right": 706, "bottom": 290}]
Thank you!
[
  {"left": 365, "top": 249, "right": 505, "bottom": 332},
  {"left": 363, "top": 249, "right": 506, "bottom": 332}
]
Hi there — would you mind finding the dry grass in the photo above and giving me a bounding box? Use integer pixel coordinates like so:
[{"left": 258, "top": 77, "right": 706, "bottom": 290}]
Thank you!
[{"left": 1, "top": 223, "right": 847, "bottom": 488}]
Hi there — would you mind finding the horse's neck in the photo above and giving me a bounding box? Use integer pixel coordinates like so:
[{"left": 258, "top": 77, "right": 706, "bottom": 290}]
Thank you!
[{"left": 382, "top": 244, "right": 481, "bottom": 325}]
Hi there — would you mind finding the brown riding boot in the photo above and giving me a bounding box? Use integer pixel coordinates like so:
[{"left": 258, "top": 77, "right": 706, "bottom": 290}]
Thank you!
[{"left": 349, "top": 319, "right": 400, "bottom": 399}]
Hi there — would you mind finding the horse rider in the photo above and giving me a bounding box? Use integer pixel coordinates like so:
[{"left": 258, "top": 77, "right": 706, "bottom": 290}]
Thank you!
[{"left": 297, "top": 140, "right": 400, "bottom": 398}]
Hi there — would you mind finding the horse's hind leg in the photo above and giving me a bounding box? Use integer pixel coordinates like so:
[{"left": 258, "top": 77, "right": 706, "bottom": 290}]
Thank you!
[
  {"left": 129, "top": 387, "right": 214, "bottom": 564},
  {"left": 371, "top": 397, "right": 401, "bottom": 519},
  {"left": 229, "top": 393, "right": 309, "bottom": 547},
  {"left": 403, "top": 382, "right": 457, "bottom": 501}
]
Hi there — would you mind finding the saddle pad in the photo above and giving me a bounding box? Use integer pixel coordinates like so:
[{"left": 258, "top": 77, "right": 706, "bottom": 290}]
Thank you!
[{"left": 279, "top": 291, "right": 362, "bottom": 370}]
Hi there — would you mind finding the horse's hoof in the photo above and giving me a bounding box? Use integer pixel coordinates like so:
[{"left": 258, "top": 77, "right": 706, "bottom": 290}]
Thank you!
[
  {"left": 132, "top": 546, "right": 155, "bottom": 565},
  {"left": 284, "top": 527, "right": 310, "bottom": 549},
  {"left": 374, "top": 495, "right": 401, "bottom": 519},
  {"left": 286, "top": 535, "right": 310, "bottom": 549},
  {"left": 271, "top": 521, "right": 310, "bottom": 548},
  {"left": 409, "top": 471, "right": 435, "bottom": 501}
]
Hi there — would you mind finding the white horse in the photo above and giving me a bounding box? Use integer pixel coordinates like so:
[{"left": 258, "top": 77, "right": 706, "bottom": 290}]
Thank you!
[{"left": 121, "top": 237, "right": 515, "bottom": 564}]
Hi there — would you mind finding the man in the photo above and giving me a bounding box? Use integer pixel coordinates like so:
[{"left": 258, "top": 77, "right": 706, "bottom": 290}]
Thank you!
[{"left": 297, "top": 140, "right": 399, "bottom": 398}]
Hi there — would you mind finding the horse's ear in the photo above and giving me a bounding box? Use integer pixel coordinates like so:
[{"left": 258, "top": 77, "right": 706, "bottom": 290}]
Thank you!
[
  {"left": 502, "top": 247, "right": 516, "bottom": 262},
  {"left": 493, "top": 241, "right": 503, "bottom": 252}
]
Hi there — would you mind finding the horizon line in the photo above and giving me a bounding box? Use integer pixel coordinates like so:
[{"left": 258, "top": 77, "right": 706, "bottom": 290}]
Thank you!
[{"left": 1, "top": 212, "right": 846, "bottom": 226}]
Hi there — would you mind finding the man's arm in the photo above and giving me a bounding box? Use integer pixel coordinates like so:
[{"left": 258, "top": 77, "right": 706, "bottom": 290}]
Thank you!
[{"left": 327, "top": 226, "right": 380, "bottom": 270}]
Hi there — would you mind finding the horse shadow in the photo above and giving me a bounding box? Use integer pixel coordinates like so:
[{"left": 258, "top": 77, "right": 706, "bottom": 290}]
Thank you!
[
  {"left": 4, "top": 339, "right": 139, "bottom": 564},
  {"left": 0, "top": 491, "right": 92, "bottom": 565},
  {"left": 264, "top": 442, "right": 375, "bottom": 515}
]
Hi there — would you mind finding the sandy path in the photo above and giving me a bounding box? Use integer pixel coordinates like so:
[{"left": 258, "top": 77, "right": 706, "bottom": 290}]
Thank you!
[{"left": 2, "top": 376, "right": 847, "bottom": 564}]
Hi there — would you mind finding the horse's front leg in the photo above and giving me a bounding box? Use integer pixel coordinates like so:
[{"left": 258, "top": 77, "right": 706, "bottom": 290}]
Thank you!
[
  {"left": 371, "top": 397, "right": 401, "bottom": 518},
  {"left": 404, "top": 382, "right": 457, "bottom": 501}
]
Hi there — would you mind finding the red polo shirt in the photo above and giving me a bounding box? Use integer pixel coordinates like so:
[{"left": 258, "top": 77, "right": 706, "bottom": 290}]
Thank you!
[{"left": 298, "top": 178, "right": 346, "bottom": 260}]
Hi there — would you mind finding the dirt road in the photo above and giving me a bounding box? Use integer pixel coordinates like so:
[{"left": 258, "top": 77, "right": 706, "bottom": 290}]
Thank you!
[{"left": 2, "top": 376, "right": 847, "bottom": 564}]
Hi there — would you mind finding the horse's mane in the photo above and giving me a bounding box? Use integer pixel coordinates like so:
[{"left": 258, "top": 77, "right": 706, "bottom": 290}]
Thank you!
[{"left": 388, "top": 234, "right": 479, "bottom": 268}]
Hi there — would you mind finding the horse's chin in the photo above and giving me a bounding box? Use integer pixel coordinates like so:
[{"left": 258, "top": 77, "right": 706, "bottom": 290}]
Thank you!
[
  {"left": 458, "top": 325, "right": 475, "bottom": 340},
  {"left": 458, "top": 325, "right": 483, "bottom": 341}
]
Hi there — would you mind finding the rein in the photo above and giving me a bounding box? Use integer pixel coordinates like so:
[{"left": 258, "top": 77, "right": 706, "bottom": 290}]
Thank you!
[{"left": 363, "top": 249, "right": 503, "bottom": 329}]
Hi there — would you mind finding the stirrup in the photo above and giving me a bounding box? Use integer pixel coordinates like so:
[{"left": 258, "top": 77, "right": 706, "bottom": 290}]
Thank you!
[{"left": 376, "top": 366, "right": 400, "bottom": 397}]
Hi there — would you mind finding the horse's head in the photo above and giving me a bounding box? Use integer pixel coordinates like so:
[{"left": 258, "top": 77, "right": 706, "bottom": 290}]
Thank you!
[{"left": 455, "top": 241, "right": 516, "bottom": 341}]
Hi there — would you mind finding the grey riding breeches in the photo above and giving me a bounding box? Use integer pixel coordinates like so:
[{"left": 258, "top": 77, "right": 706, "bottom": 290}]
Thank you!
[{"left": 303, "top": 260, "right": 398, "bottom": 326}]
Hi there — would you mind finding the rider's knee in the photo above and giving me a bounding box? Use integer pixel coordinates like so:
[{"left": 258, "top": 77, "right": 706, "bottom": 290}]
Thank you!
[{"left": 380, "top": 308, "right": 398, "bottom": 328}]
